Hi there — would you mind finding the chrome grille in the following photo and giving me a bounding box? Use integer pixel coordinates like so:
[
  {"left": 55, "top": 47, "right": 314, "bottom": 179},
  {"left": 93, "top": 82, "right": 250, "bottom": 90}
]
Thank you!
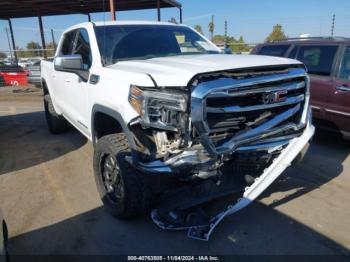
[{"left": 191, "top": 67, "right": 310, "bottom": 156}]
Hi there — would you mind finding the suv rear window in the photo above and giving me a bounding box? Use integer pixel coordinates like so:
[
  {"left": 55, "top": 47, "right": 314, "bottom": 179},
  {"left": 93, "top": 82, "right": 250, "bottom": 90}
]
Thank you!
[
  {"left": 258, "top": 45, "right": 290, "bottom": 57},
  {"left": 297, "top": 45, "right": 338, "bottom": 76}
]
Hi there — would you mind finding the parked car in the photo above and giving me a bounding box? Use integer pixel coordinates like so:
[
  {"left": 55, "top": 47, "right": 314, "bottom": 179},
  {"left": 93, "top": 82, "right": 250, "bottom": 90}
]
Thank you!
[
  {"left": 0, "top": 209, "right": 8, "bottom": 262},
  {"left": 0, "top": 63, "right": 28, "bottom": 86},
  {"left": 26, "top": 60, "right": 41, "bottom": 87},
  {"left": 41, "top": 21, "right": 314, "bottom": 241},
  {"left": 252, "top": 37, "right": 350, "bottom": 139}
]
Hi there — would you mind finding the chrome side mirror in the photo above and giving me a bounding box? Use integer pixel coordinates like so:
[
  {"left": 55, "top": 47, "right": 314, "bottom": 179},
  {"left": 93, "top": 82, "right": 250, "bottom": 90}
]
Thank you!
[
  {"left": 54, "top": 54, "right": 84, "bottom": 71},
  {"left": 54, "top": 54, "right": 89, "bottom": 82}
]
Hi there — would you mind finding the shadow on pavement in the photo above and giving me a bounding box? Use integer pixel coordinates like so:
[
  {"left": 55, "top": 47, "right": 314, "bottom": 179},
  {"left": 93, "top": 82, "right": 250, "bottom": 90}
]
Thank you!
[
  {"left": 260, "top": 129, "right": 350, "bottom": 208},
  {"left": 7, "top": 204, "right": 350, "bottom": 257},
  {"left": 0, "top": 111, "right": 87, "bottom": 176}
]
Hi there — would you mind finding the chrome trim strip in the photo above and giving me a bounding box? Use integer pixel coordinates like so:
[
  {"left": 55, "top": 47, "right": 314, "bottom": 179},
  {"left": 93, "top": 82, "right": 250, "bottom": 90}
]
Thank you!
[
  {"left": 325, "top": 108, "right": 350, "bottom": 117},
  {"left": 236, "top": 140, "right": 290, "bottom": 152},
  {"left": 208, "top": 80, "right": 305, "bottom": 98},
  {"left": 336, "top": 86, "right": 350, "bottom": 92},
  {"left": 206, "top": 94, "right": 304, "bottom": 113},
  {"left": 191, "top": 68, "right": 306, "bottom": 99}
]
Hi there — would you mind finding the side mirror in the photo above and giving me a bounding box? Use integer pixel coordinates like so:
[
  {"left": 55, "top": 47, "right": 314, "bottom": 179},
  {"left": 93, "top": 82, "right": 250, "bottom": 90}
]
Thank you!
[{"left": 54, "top": 54, "right": 89, "bottom": 82}]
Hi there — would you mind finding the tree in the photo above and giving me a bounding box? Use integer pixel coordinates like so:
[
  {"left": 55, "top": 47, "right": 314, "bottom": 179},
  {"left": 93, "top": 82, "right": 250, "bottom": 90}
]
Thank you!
[
  {"left": 194, "top": 25, "right": 203, "bottom": 35},
  {"left": 265, "top": 24, "right": 287, "bottom": 42},
  {"left": 15, "top": 46, "right": 26, "bottom": 58},
  {"left": 211, "top": 34, "right": 251, "bottom": 54},
  {"left": 212, "top": 34, "right": 226, "bottom": 43},
  {"left": 46, "top": 42, "right": 57, "bottom": 57},
  {"left": 208, "top": 16, "right": 215, "bottom": 40},
  {"left": 168, "top": 17, "right": 178, "bottom": 24},
  {"left": 0, "top": 52, "right": 6, "bottom": 59},
  {"left": 229, "top": 35, "right": 250, "bottom": 53},
  {"left": 26, "top": 41, "right": 42, "bottom": 57}
]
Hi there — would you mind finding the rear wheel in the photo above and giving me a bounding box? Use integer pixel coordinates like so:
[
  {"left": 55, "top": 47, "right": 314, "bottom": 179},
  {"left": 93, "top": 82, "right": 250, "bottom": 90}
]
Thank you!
[
  {"left": 93, "top": 133, "right": 152, "bottom": 219},
  {"left": 44, "top": 94, "right": 68, "bottom": 134}
]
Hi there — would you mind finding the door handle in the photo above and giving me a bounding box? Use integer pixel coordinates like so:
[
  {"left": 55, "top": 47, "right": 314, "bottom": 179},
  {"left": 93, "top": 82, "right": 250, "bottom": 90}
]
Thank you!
[
  {"left": 336, "top": 85, "right": 350, "bottom": 92},
  {"left": 64, "top": 78, "right": 71, "bottom": 83}
]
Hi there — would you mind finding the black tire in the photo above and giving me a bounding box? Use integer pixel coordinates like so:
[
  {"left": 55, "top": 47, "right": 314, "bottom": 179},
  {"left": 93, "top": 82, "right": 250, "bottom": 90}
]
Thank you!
[
  {"left": 44, "top": 94, "right": 68, "bottom": 134},
  {"left": 93, "top": 133, "right": 152, "bottom": 219},
  {"left": 0, "top": 220, "right": 7, "bottom": 261}
]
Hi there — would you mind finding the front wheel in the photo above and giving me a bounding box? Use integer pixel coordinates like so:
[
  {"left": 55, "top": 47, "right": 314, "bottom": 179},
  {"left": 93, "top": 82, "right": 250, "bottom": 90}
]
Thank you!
[{"left": 93, "top": 133, "right": 152, "bottom": 219}]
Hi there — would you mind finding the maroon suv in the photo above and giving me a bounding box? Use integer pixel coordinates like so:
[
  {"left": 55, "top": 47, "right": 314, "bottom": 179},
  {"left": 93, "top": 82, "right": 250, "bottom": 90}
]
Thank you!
[{"left": 252, "top": 37, "right": 350, "bottom": 138}]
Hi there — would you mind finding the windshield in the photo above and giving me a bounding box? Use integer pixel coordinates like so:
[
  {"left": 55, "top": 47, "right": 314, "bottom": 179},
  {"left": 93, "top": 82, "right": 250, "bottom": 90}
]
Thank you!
[{"left": 94, "top": 25, "right": 220, "bottom": 65}]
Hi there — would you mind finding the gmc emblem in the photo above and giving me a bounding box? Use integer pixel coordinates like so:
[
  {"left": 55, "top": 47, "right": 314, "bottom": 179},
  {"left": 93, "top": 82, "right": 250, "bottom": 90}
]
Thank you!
[{"left": 262, "top": 90, "right": 288, "bottom": 104}]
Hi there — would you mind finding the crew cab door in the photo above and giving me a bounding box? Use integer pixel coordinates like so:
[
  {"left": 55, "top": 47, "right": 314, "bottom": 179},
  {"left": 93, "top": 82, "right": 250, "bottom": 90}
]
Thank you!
[
  {"left": 328, "top": 46, "right": 350, "bottom": 136},
  {"left": 294, "top": 45, "right": 339, "bottom": 121},
  {"left": 63, "top": 28, "right": 92, "bottom": 135},
  {"left": 52, "top": 29, "right": 77, "bottom": 110}
]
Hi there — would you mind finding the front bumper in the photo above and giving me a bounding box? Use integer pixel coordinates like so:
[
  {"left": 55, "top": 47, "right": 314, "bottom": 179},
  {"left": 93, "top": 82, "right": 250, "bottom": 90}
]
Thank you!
[
  {"left": 132, "top": 67, "right": 310, "bottom": 176},
  {"left": 152, "top": 122, "right": 315, "bottom": 241}
]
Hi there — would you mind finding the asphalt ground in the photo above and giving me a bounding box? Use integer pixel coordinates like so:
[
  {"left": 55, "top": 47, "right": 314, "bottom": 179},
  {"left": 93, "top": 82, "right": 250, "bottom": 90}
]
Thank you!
[{"left": 0, "top": 86, "right": 349, "bottom": 259}]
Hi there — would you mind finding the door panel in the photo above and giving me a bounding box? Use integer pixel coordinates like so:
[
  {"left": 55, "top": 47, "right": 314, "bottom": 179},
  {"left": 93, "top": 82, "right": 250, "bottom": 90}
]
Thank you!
[
  {"left": 309, "top": 76, "right": 334, "bottom": 120},
  {"left": 295, "top": 45, "right": 339, "bottom": 122},
  {"left": 53, "top": 30, "right": 77, "bottom": 112},
  {"left": 328, "top": 46, "right": 350, "bottom": 135},
  {"left": 64, "top": 28, "right": 92, "bottom": 137}
]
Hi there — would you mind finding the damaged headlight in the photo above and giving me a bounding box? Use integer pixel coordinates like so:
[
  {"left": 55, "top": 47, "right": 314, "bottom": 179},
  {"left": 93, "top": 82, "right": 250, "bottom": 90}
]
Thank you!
[{"left": 129, "top": 85, "right": 188, "bottom": 131}]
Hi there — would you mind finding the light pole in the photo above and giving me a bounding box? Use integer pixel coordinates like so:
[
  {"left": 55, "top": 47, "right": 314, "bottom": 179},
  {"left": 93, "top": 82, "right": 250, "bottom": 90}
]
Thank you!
[{"left": 4, "top": 27, "right": 13, "bottom": 62}]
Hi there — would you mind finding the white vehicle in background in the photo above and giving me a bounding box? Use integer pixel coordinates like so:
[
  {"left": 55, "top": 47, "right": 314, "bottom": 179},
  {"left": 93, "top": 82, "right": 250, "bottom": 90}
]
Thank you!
[
  {"left": 41, "top": 21, "right": 314, "bottom": 241},
  {"left": 18, "top": 58, "right": 29, "bottom": 68}
]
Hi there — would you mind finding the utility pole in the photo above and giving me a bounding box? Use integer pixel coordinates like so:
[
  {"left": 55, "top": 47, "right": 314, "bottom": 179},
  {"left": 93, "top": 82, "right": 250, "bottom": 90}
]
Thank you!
[
  {"left": 224, "top": 20, "right": 228, "bottom": 45},
  {"left": 51, "top": 29, "right": 56, "bottom": 49},
  {"left": 209, "top": 15, "right": 214, "bottom": 41},
  {"left": 4, "top": 28, "right": 13, "bottom": 61},
  {"left": 331, "top": 14, "right": 335, "bottom": 37}
]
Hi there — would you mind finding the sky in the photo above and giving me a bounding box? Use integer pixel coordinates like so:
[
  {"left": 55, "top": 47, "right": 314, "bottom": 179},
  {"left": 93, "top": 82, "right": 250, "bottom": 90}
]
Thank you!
[{"left": 0, "top": 0, "right": 349, "bottom": 51}]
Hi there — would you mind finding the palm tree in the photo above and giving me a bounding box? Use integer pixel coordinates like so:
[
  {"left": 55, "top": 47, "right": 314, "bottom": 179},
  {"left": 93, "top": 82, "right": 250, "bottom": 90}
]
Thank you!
[
  {"left": 208, "top": 16, "right": 215, "bottom": 41},
  {"left": 194, "top": 25, "right": 203, "bottom": 34}
]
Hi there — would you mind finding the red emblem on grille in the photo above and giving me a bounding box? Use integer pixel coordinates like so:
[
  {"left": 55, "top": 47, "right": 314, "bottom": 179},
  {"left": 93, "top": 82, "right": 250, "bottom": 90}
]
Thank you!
[{"left": 262, "top": 90, "right": 288, "bottom": 104}]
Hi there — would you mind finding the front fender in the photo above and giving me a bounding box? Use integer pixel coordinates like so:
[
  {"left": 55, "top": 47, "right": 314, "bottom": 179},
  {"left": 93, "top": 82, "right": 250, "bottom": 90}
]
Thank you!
[{"left": 91, "top": 104, "right": 137, "bottom": 152}]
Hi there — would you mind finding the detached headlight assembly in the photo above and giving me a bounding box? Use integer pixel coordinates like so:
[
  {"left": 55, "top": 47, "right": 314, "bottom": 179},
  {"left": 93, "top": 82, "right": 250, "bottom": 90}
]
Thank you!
[{"left": 129, "top": 85, "right": 188, "bottom": 131}]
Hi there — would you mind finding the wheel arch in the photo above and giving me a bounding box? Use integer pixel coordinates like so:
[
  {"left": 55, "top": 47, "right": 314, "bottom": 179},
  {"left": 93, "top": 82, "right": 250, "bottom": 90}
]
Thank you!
[
  {"left": 91, "top": 104, "right": 137, "bottom": 151},
  {"left": 41, "top": 78, "right": 49, "bottom": 95}
]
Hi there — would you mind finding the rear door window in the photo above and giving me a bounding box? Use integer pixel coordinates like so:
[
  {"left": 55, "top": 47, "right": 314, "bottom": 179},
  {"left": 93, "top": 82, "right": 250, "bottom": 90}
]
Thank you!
[
  {"left": 297, "top": 45, "right": 338, "bottom": 76},
  {"left": 258, "top": 45, "right": 290, "bottom": 57}
]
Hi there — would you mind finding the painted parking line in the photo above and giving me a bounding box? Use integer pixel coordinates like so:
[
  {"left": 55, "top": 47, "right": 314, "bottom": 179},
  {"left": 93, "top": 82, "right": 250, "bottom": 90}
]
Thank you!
[{"left": 39, "top": 162, "right": 76, "bottom": 217}]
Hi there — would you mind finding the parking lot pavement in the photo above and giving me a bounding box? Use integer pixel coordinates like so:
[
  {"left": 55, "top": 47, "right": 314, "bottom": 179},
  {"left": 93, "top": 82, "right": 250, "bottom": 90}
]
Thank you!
[{"left": 0, "top": 86, "right": 350, "bottom": 256}]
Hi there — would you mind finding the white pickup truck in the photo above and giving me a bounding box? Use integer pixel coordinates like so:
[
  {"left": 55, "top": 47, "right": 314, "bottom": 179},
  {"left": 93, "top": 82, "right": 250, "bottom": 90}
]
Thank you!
[{"left": 41, "top": 21, "right": 315, "bottom": 241}]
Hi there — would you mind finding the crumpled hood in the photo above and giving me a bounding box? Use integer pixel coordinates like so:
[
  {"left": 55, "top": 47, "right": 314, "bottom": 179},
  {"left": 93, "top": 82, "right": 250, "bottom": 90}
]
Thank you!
[{"left": 107, "top": 54, "right": 302, "bottom": 87}]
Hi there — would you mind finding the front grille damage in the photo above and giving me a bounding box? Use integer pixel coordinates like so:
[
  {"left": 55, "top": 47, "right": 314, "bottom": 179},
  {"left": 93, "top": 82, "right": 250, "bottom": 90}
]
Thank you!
[
  {"left": 190, "top": 66, "right": 308, "bottom": 158},
  {"left": 130, "top": 65, "right": 312, "bottom": 240}
]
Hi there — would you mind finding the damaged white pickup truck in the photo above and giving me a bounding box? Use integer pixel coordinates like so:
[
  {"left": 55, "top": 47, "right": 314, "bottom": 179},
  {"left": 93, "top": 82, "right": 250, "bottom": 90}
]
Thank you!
[{"left": 41, "top": 21, "right": 315, "bottom": 241}]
